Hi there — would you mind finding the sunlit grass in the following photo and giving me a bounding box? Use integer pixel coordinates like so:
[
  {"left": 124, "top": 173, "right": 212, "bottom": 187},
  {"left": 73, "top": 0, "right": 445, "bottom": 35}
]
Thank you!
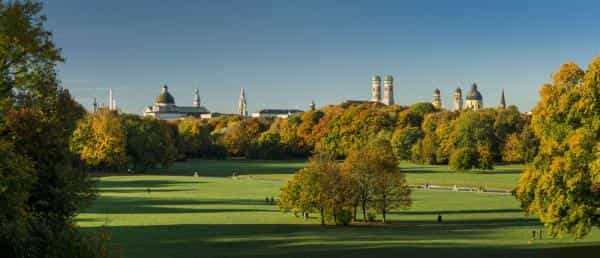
[{"left": 77, "top": 159, "right": 599, "bottom": 258}]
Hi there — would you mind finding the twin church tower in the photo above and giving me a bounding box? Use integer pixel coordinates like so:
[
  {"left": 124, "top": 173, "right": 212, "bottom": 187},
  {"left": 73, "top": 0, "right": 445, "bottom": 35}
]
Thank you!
[{"left": 370, "top": 75, "right": 395, "bottom": 105}]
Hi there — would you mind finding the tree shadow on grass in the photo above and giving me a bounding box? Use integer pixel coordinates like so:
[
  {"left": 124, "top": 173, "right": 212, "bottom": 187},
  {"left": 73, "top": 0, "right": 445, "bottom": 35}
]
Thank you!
[
  {"left": 84, "top": 196, "right": 278, "bottom": 214},
  {"left": 98, "top": 179, "right": 204, "bottom": 189},
  {"left": 83, "top": 222, "right": 600, "bottom": 258},
  {"left": 146, "top": 159, "right": 306, "bottom": 177},
  {"left": 394, "top": 208, "right": 522, "bottom": 215}
]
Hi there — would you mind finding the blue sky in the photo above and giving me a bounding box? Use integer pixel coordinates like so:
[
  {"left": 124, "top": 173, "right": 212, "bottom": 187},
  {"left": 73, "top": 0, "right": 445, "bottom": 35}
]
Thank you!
[{"left": 42, "top": 0, "right": 600, "bottom": 114}]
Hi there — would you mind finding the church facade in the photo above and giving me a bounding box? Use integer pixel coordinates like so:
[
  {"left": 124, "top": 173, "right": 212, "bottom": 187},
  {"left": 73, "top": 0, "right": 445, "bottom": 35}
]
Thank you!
[{"left": 143, "top": 85, "right": 210, "bottom": 120}]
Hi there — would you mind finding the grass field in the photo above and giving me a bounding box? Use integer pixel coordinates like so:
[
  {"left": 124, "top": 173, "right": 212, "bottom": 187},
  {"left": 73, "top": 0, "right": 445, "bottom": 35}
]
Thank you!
[{"left": 77, "top": 159, "right": 600, "bottom": 258}]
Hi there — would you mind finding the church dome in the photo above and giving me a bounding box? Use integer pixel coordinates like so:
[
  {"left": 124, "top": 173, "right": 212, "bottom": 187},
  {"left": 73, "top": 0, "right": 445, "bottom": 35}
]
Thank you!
[
  {"left": 455, "top": 87, "right": 462, "bottom": 93},
  {"left": 384, "top": 75, "right": 393, "bottom": 81},
  {"left": 466, "top": 83, "right": 482, "bottom": 100},
  {"left": 372, "top": 75, "right": 381, "bottom": 81},
  {"left": 434, "top": 88, "right": 441, "bottom": 94},
  {"left": 156, "top": 85, "right": 175, "bottom": 104}
]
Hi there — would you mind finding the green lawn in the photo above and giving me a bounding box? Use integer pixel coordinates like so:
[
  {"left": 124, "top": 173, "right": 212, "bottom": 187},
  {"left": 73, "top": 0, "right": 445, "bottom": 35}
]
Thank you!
[{"left": 77, "top": 159, "right": 600, "bottom": 258}]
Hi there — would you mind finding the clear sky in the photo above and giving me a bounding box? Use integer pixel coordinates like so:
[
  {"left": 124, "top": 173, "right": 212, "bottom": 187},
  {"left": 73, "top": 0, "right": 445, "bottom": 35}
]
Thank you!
[{"left": 42, "top": 0, "right": 600, "bottom": 114}]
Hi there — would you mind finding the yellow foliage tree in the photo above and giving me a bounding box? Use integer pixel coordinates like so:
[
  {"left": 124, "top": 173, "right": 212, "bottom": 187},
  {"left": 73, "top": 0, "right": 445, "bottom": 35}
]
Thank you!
[
  {"left": 515, "top": 58, "right": 600, "bottom": 238},
  {"left": 71, "top": 108, "right": 127, "bottom": 169}
]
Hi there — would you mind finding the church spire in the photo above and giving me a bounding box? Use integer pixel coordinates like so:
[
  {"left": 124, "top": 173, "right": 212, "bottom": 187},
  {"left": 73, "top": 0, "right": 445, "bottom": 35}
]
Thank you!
[
  {"left": 238, "top": 88, "right": 248, "bottom": 117},
  {"left": 499, "top": 89, "right": 506, "bottom": 109},
  {"left": 193, "top": 89, "right": 201, "bottom": 108}
]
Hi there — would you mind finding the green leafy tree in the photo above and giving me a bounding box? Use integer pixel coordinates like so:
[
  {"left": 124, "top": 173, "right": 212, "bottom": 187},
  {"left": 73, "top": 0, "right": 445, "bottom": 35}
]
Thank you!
[
  {"left": 391, "top": 126, "right": 423, "bottom": 160},
  {"left": 177, "top": 117, "right": 211, "bottom": 158},
  {"left": 449, "top": 147, "right": 475, "bottom": 171},
  {"left": 0, "top": 2, "right": 105, "bottom": 257}
]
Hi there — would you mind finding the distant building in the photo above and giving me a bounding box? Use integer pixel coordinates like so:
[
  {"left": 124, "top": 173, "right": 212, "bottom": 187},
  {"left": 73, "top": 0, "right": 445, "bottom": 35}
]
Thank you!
[
  {"left": 92, "top": 97, "right": 98, "bottom": 112},
  {"left": 200, "top": 112, "right": 235, "bottom": 119},
  {"left": 143, "top": 85, "right": 210, "bottom": 120},
  {"left": 371, "top": 76, "right": 382, "bottom": 102},
  {"left": 465, "top": 83, "right": 483, "bottom": 110},
  {"left": 238, "top": 88, "right": 248, "bottom": 117},
  {"left": 432, "top": 88, "right": 442, "bottom": 109},
  {"left": 382, "top": 75, "right": 395, "bottom": 105},
  {"left": 453, "top": 87, "right": 463, "bottom": 111},
  {"left": 499, "top": 89, "right": 506, "bottom": 109},
  {"left": 368, "top": 75, "right": 395, "bottom": 105},
  {"left": 251, "top": 109, "right": 303, "bottom": 118}
]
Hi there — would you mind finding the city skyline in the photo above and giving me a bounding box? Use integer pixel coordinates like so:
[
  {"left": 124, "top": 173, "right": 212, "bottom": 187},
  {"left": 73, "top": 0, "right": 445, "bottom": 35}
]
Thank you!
[{"left": 42, "top": 0, "right": 600, "bottom": 113}]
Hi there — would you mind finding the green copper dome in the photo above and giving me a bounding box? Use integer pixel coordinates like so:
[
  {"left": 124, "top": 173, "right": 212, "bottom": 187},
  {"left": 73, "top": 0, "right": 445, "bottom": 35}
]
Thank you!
[
  {"left": 372, "top": 75, "right": 381, "bottom": 81},
  {"left": 384, "top": 75, "right": 393, "bottom": 81},
  {"left": 156, "top": 85, "right": 175, "bottom": 104},
  {"left": 466, "top": 83, "right": 482, "bottom": 100}
]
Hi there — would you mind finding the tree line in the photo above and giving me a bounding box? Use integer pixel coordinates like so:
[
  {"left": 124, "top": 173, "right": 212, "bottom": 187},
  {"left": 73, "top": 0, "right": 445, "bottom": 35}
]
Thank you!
[{"left": 71, "top": 100, "right": 538, "bottom": 172}]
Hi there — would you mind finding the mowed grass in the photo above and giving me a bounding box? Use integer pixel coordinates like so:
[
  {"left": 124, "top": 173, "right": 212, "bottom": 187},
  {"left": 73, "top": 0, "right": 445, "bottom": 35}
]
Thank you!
[{"left": 77, "top": 159, "right": 600, "bottom": 258}]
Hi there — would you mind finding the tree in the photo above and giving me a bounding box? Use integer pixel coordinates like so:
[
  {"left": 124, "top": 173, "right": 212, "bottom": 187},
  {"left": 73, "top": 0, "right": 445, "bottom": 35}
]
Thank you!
[
  {"left": 502, "top": 133, "right": 523, "bottom": 163},
  {"left": 278, "top": 154, "right": 330, "bottom": 225},
  {"left": 369, "top": 140, "right": 411, "bottom": 223},
  {"left": 515, "top": 58, "right": 600, "bottom": 238},
  {"left": 343, "top": 140, "right": 411, "bottom": 223},
  {"left": 0, "top": 140, "right": 34, "bottom": 254},
  {"left": 342, "top": 146, "right": 377, "bottom": 222},
  {"left": 0, "top": 2, "right": 105, "bottom": 257},
  {"left": 409, "top": 102, "right": 437, "bottom": 126},
  {"left": 121, "top": 115, "right": 178, "bottom": 171},
  {"left": 177, "top": 117, "right": 211, "bottom": 158},
  {"left": 390, "top": 126, "right": 422, "bottom": 160},
  {"left": 71, "top": 108, "right": 127, "bottom": 170},
  {"left": 279, "top": 152, "right": 355, "bottom": 225},
  {"left": 449, "top": 147, "right": 475, "bottom": 171}
]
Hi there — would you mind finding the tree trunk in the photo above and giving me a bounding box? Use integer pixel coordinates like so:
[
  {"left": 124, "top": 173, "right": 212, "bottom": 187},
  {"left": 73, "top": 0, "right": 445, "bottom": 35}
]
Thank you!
[
  {"left": 333, "top": 209, "right": 337, "bottom": 225},
  {"left": 382, "top": 193, "right": 387, "bottom": 224},
  {"left": 362, "top": 200, "right": 367, "bottom": 222},
  {"left": 320, "top": 207, "right": 325, "bottom": 226},
  {"left": 353, "top": 204, "right": 357, "bottom": 221}
]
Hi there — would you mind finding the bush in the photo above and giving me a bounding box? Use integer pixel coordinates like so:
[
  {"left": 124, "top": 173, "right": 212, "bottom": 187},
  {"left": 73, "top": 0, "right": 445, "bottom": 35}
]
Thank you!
[{"left": 335, "top": 209, "right": 354, "bottom": 226}]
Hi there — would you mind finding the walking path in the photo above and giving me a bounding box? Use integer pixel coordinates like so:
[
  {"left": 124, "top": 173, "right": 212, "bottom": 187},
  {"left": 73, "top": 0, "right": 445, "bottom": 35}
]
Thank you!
[{"left": 410, "top": 184, "right": 512, "bottom": 195}]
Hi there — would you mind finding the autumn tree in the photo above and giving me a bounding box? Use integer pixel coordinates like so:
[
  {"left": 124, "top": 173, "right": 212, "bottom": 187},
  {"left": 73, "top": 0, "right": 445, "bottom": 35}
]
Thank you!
[
  {"left": 515, "top": 59, "right": 600, "bottom": 238},
  {"left": 342, "top": 146, "right": 377, "bottom": 222},
  {"left": 279, "top": 152, "right": 356, "bottom": 225},
  {"left": 369, "top": 140, "right": 411, "bottom": 223},
  {"left": 71, "top": 108, "right": 127, "bottom": 170}
]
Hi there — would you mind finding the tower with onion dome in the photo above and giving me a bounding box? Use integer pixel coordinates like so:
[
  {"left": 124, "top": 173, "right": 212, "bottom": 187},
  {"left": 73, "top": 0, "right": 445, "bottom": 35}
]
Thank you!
[
  {"left": 371, "top": 75, "right": 381, "bottom": 102},
  {"left": 453, "top": 87, "right": 463, "bottom": 111},
  {"left": 432, "top": 88, "right": 442, "bottom": 109},
  {"left": 382, "top": 75, "right": 394, "bottom": 105}
]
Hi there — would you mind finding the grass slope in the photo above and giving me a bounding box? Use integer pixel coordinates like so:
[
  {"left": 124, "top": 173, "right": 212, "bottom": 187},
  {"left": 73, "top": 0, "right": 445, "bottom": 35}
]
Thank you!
[{"left": 77, "top": 159, "right": 600, "bottom": 258}]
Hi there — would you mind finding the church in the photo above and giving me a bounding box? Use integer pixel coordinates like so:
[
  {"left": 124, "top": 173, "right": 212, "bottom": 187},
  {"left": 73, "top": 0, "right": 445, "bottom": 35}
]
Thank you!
[{"left": 143, "top": 85, "right": 210, "bottom": 120}]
